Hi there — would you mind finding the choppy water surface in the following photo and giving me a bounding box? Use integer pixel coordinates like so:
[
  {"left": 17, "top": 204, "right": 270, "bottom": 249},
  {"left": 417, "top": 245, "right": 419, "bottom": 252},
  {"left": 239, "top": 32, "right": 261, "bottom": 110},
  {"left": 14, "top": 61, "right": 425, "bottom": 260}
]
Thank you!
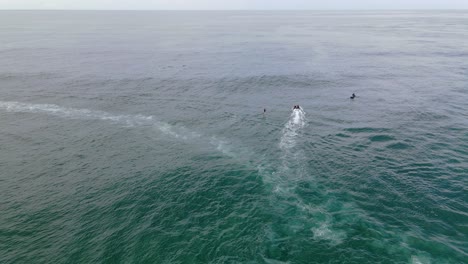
[{"left": 1, "top": 11, "right": 467, "bottom": 264}]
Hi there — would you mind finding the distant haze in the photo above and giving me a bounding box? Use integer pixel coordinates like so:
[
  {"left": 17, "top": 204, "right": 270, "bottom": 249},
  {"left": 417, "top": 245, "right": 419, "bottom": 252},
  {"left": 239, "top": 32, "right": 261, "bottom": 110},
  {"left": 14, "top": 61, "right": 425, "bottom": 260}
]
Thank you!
[{"left": 1, "top": 0, "right": 468, "bottom": 10}]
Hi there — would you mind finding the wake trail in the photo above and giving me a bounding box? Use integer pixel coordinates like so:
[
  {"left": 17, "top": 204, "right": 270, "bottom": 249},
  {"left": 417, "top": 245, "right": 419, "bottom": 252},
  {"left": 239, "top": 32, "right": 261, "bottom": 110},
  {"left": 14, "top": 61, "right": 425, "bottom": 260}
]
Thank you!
[
  {"left": 279, "top": 108, "right": 306, "bottom": 151},
  {"left": 266, "top": 107, "right": 350, "bottom": 246},
  {"left": 268, "top": 107, "right": 309, "bottom": 205},
  {"left": 0, "top": 101, "right": 254, "bottom": 161},
  {"left": 267, "top": 107, "right": 430, "bottom": 264},
  {"left": 0, "top": 100, "right": 204, "bottom": 140},
  {"left": 2, "top": 101, "right": 433, "bottom": 262},
  {"left": 275, "top": 108, "right": 308, "bottom": 190}
]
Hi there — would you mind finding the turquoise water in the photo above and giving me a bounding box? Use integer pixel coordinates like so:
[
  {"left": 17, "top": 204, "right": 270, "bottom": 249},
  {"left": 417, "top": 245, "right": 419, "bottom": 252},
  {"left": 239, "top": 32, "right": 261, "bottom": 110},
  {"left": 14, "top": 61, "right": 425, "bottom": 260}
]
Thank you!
[{"left": 1, "top": 11, "right": 467, "bottom": 263}]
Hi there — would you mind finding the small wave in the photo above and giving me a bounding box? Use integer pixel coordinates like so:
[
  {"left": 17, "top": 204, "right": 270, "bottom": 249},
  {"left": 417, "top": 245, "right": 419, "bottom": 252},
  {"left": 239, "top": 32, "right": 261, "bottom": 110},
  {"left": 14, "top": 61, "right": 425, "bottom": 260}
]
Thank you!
[
  {"left": 345, "top": 127, "right": 391, "bottom": 134},
  {"left": 386, "top": 142, "right": 413, "bottom": 150},
  {"left": 369, "top": 135, "right": 395, "bottom": 142}
]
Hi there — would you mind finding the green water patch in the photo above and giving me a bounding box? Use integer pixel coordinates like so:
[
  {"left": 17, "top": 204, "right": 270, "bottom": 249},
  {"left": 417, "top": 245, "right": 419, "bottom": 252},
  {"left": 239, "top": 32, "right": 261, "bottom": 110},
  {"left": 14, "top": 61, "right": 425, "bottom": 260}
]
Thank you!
[
  {"left": 352, "top": 144, "right": 369, "bottom": 151},
  {"left": 335, "top": 133, "right": 351, "bottom": 138},
  {"left": 446, "top": 158, "right": 460, "bottom": 164},
  {"left": 369, "top": 135, "right": 395, "bottom": 142},
  {"left": 386, "top": 142, "right": 412, "bottom": 150},
  {"left": 345, "top": 127, "right": 391, "bottom": 134}
]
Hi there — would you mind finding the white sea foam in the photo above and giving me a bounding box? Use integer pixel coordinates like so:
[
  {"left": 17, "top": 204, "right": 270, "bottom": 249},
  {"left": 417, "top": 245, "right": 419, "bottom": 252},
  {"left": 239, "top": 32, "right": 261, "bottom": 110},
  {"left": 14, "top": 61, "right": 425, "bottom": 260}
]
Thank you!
[
  {"left": 0, "top": 101, "right": 196, "bottom": 141},
  {"left": 277, "top": 107, "right": 307, "bottom": 178},
  {"left": 210, "top": 137, "right": 235, "bottom": 158},
  {"left": 279, "top": 108, "right": 306, "bottom": 150},
  {"left": 411, "top": 255, "right": 431, "bottom": 264},
  {"left": 275, "top": 107, "right": 350, "bottom": 246},
  {"left": 274, "top": 107, "right": 307, "bottom": 190},
  {"left": 0, "top": 101, "right": 249, "bottom": 162},
  {"left": 0, "top": 101, "right": 153, "bottom": 125},
  {"left": 311, "top": 221, "right": 347, "bottom": 246}
]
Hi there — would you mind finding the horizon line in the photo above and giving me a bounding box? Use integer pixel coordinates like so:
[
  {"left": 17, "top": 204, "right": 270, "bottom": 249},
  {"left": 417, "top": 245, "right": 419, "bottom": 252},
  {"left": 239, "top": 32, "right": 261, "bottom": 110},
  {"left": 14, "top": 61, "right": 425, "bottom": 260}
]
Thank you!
[{"left": 0, "top": 8, "right": 467, "bottom": 11}]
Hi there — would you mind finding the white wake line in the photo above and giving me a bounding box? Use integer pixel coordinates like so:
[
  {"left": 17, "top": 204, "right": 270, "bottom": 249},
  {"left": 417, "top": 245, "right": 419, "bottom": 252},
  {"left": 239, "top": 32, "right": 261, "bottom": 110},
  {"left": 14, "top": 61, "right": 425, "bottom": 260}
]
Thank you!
[
  {"left": 0, "top": 100, "right": 251, "bottom": 159},
  {"left": 274, "top": 107, "right": 308, "bottom": 197},
  {"left": 0, "top": 101, "right": 200, "bottom": 140},
  {"left": 279, "top": 108, "right": 306, "bottom": 150}
]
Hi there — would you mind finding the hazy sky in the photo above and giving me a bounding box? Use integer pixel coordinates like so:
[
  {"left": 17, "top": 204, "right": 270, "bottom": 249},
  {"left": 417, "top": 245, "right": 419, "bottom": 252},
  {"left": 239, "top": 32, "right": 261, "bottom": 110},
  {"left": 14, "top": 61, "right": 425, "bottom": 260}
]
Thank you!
[{"left": 1, "top": 0, "right": 468, "bottom": 10}]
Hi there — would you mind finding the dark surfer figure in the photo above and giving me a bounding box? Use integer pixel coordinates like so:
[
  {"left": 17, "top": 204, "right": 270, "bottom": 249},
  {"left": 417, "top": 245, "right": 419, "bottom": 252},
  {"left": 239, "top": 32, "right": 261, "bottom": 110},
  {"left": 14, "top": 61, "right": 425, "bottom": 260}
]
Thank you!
[
  {"left": 264, "top": 108, "right": 266, "bottom": 113},
  {"left": 350, "top": 93, "right": 356, "bottom": 99}
]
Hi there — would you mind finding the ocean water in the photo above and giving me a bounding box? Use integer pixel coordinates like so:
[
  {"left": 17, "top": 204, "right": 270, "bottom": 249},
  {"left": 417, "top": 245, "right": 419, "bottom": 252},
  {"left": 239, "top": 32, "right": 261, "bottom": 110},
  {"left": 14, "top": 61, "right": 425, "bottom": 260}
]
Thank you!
[{"left": 0, "top": 10, "right": 467, "bottom": 263}]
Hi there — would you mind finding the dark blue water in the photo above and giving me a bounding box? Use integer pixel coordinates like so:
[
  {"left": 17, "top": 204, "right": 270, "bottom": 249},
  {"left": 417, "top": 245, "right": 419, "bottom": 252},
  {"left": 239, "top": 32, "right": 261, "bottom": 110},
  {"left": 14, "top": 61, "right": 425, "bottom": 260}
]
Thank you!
[{"left": 1, "top": 11, "right": 467, "bottom": 263}]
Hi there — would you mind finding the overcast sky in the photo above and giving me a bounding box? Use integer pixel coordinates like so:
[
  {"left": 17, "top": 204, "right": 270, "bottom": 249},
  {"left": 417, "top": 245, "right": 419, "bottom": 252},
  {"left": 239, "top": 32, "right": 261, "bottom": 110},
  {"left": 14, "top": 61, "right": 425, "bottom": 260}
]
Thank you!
[{"left": 1, "top": 0, "right": 468, "bottom": 10}]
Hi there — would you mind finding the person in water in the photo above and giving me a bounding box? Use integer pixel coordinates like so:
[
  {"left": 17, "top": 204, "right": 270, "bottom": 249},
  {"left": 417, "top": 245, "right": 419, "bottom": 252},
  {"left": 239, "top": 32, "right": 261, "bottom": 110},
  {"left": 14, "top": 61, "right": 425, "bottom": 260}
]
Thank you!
[{"left": 350, "top": 93, "right": 356, "bottom": 99}]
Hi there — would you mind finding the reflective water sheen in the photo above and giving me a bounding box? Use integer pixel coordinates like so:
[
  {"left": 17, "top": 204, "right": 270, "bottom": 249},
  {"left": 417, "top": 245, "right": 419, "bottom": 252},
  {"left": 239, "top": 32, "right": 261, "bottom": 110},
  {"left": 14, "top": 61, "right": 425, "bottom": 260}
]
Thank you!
[{"left": 0, "top": 11, "right": 467, "bottom": 264}]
